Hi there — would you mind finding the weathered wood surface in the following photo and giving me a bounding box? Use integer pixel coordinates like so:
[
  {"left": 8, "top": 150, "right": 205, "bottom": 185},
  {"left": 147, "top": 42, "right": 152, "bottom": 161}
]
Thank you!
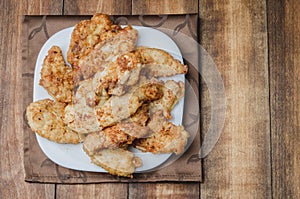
[
  {"left": 56, "top": 184, "right": 128, "bottom": 199},
  {"left": 23, "top": 0, "right": 63, "bottom": 15},
  {"left": 0, "top": 0, "right": 299, "bottom": 198},
  {"left": 268, "top": 0, "right": 300, "bottom": 198},
  {"left": 199, "top": 0, "right": 271, "bottom": 198},
  {"left": 0, "top": 0, "right": 56, "bottom": 198},
  {"left": 132, "top": 0, "right": 198, "bottom": 15},
  {"left": 129, "top": 183, "right": 200, "bottom": 199},
  {"left": 64, "top": 0, "right": 132, "bottom": 15}
]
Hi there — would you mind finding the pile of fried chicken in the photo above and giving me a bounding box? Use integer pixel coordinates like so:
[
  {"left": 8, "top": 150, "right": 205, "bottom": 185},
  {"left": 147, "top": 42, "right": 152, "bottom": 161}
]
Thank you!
[{"left": 26, "top": 14, "right": 190, "bottom": 178}]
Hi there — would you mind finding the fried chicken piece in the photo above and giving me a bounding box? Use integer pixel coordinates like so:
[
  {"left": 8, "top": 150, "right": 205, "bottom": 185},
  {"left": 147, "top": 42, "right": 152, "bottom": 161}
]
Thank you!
[
  {"left": 95, "top": 82, "right": 163, "bottom": 128},
  {"left": 116, "top": 122, "right": 150, "bottom": 138},
  {"left": 124, "top": 104, "right": 149, "bottom": 126},
  {"left": 63, "top": 79, "right": 108, "bottom": 134},
  {"left": 95, "top": 93, "right": 140, "bottom": 129},
  {"left": 39, "top": 46, "right": 74, "bottom": 103},
  {"left": 137, "top": 47, "right": 188, "bottom": 77},
  {"left": 64, "top": 103, "right": 101, "bottom": 134},
  {"left": 149, "top": 80, "right": 185, "bottom": 119},
  {"left": 67, "top": 13, "right": 115, "bottom": 67},
  {"left": 90, "top": 148, "right": 142, "bottom": 178},
  {"left": 83, "top": 125, "right": 135, "bottom": 156},
  {"left": 134, "top": 111, "right": 190, "bottom": 155},
  {"left": 78, "top": 26, "right": 138, "bottom": 79},
  {"left": 73, "top": 79, "right": 108, "bottom": 107},
  {"left": 26, "top": 99, "right": 81, "bottom": 144},
  {"left": 147, "top": 109, "right": 167, "bottom": 133},
  {"left": 131, "top": 80, "right": 164, "bottom": 102},
  {"left": 92, "top": 51, "right": 143, "bottom": 97}
]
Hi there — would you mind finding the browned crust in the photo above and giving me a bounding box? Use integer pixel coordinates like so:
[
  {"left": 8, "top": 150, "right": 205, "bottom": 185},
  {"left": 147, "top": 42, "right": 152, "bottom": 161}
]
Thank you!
[
  {"left": 67, "top": 14, "right": 115, "bottom": 66},
  {"left": 90, "top": 148, "right": 142, "bottom": 178},
  {"left": 134, "top": 111, "right": 189, "bottom": 155},
  {"left": 39, "top": 46, "right": 74, "bottom": 103},
  {"left": 26, "top": 99, "right": 81, "bottom": 144},
  {"left": 136, "top": 47, "right": 188, "bottom": 77}
]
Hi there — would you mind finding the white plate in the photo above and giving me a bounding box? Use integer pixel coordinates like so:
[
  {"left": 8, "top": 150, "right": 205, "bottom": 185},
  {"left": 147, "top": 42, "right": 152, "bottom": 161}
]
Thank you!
[{"left": 34, "top": 26, "right": 185, "bottom": 173}]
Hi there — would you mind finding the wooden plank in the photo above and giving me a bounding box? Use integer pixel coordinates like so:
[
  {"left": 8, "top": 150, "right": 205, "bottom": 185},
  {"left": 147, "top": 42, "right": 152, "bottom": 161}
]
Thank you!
[
  {"left": 23, "top": 0, "right": 63, "bottom": 15},
  {"left": 64, "top": 0, "right": 132, "bottom": 15},
  {"left": 0, "top": 0, "right": 55, "bottom": 198},
  {"left": 128, "top": 183, "right": 199, "bottom": 199},
  {"left": 56, "top": 184, "right": 128, "bottom": 198},
  {"left": 268, "top": 0, "right": 300, "bottom": 198},
  {"left": 132, "top": 0, "right": 198, "bottom": 15},
  {"left": 199, "top": 0, "right": 271, "bottom": 198}
]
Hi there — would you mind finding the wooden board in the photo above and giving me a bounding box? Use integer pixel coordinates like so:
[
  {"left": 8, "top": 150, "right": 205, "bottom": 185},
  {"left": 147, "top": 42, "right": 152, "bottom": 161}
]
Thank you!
[
  {"left": 64, "top": 0, "right": 131, "bottom": 15},
  {"left": 268, "top": 0, "right": 300, "bottom": 198},
  {"left": 56, "top": 184, "right": 128, "bottom": 198},
  {"left": 0, "top": 0, "right": 55, "bottom": 198},
  {"left": 23, "top": 0, "right": 63, "bottom": 15},
  {"left": 199, "top": 0, "right": 271, "bottom": 198},
  {"left": 132, "top": 0, "right": 198, "bottom": 15},
  {"left": 128, "top": 183, "right": 200, "bottom": 198}
]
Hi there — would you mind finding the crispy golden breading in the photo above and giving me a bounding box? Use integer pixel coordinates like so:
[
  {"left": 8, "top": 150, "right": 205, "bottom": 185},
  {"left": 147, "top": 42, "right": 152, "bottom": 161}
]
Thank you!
[
  {"left": 63, "top": 79, "right": 108, "bottom": 134},
  {"left": 39, "top": 46, "right": 74, "bottom": 103},
  {"left": 92, "top": 51, "right": 142, "bottom": 96},
  {"left": 137, "top": 47, "right": 188, "bottom": 77},
  {"left": 124, "top": 104, "right": 149, "bottom": 126},
  {"left": 72, "top": 79, "right": 106, "bottom": 107},
  {"left": 149, "top": 80, "right": 185, "bottom": 119},
  {"left": 95, "top": 94, "right": 141, "bottom": 129},
  {"left": 134, "top": 111, "right": 189, "bottom": 155},
  {"left": 83, "top": 125, "right": 135, "bottom": 156},
  {"left": 67, "top": 14, "right": 116, "bottom": 66},
  {"left": 147, "top": 109, "right": 167, "bottom": 133},
  {"left": 78, "top": 26, "right": 138, "bottom": 79},
  {"left": 116, "top": 122, "right": 149, "bottom": 138},
  {"left": 26, "top": 99, "right": 81, "bottom": 144},
  {"left": 95, "top": 82, "right": 164, "bottom": 128},
  {"left": 132, "top": 80, "right": 163, "bottom": 102},
  {"left": 64, "top": 103, "right": 101, "bottom": 134},
  {"left": 90, "top": 148, "right": 142, "bottom": 178}
]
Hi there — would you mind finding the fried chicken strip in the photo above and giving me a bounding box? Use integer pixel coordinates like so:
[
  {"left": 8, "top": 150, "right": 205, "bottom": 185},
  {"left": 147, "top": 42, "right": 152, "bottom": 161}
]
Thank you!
[
  {"left": 92, "top": 51, "right": 143, "bottom": 97},
  {"left": 26, "top": 99, "right": 81, "bottom": 144},
  {"left": 149, "top": 80, "right": 185, "bottom": 119},
  {"left": 63, "top": 79, "right": 105, "bottom": 134},
  {"left": 83, "top": 125, "right": 135, "bottom": 156},
  {"left": 67, "top": 13, "right": 115, "bottom": 66},
  {"left": 91, "top": 148, "right": 142, "bottom": 178},
  {"left": 64, "top": 103, "right": 101, "bottom": 134},
  {"left": 95, "top": 81, "right": 163, "bottom": 128},
  {"left": 78, "top": 26, "right": 138, "bottom": 79},
  {"left": 39, "top": 46, "right": 74, "bottom": 103},
  {"left": 134, "top": 111, "right": 190, "bottom": 155},
  {"left": 137, "top": 47, "right": 188, "bottom": 77}
]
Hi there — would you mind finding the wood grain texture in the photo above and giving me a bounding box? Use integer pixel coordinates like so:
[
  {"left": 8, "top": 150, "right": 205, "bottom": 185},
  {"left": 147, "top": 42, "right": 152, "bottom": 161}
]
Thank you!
[
  {"left": 129, "top": 183, "right": 199, "bottom": 199},
  {"left": 268, "top": 0, "right": 300, "bottom": 198},
  {"left": 2, "top": 0, "right": 300, "bottom": 198},
  {"left": 132, "top": 0, "right": 198, "bottom": 15},
  {"left": 64, "top": 0, "right": 131, "bottom": 15},
  {"left": 56, "top": 184, "right": 128, "bottom": 198},
  {"left": 0, "top": 0, "right": 55, "bottom": 198},
  {"left": 199, "top": 0, "right": 271, "bottom": 198},
  {"left": 23, "top": 0, "right": 63, "bottom": 15}
]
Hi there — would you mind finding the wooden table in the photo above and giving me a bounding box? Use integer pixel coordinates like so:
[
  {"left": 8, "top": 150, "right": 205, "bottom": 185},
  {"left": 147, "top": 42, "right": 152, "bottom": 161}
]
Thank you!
[{"left": 1, "top": 0, "right": 299, "bottom": 198}]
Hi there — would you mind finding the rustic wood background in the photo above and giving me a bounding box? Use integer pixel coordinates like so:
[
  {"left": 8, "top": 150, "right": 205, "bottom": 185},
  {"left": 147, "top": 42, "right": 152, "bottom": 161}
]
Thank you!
[{"left": 1, "top": 0, "right": 299, "bottom": 198}]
